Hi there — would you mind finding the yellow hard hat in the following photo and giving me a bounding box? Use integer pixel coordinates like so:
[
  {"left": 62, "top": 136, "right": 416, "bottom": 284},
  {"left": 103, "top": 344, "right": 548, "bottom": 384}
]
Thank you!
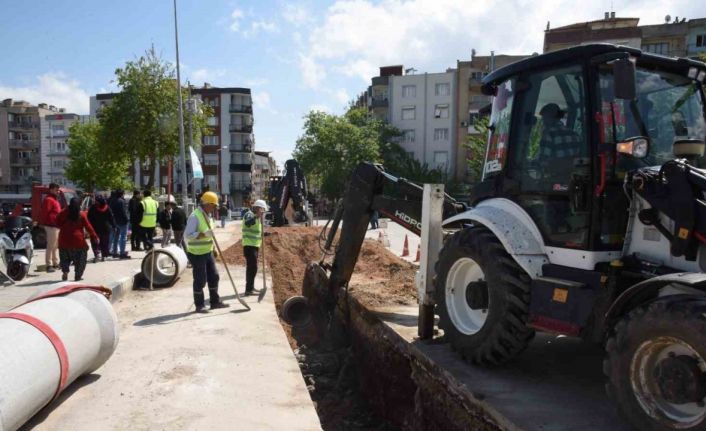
[{"left": 201, "top": 191, "right": 219, "bottom": 205}]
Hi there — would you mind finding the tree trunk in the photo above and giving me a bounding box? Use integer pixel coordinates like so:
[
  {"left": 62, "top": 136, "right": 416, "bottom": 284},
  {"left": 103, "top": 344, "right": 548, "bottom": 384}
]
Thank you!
[{"left": 146, "top": 156, "right": 158, "bottom": 191}]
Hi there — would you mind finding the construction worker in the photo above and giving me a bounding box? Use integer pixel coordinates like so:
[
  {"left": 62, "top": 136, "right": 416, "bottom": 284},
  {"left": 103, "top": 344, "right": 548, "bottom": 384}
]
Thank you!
[
  {"left": 185, "top": 191, "right": 229, "bottom": 312},
  {"left": 139, "top": 189, "right": 158, "bottom": 250},
  {"left": 242, "top": 199, "right": 268, "bottom": 296}
]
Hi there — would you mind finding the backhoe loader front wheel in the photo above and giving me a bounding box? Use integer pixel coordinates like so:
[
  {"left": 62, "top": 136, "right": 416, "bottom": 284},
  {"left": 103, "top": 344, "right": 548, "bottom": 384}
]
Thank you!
[
  {"left": 434, "top": 227, "right": 534, "bottom": 365},
  {"left": 605, "top": 298, "right": 706, "bottom": 431}
]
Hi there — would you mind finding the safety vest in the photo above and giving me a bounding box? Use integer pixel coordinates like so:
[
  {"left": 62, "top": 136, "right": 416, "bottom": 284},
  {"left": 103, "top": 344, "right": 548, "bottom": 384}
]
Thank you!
[
  {"left": 140, "top": 197, "right": 158, "bottom": 228},
  {"left": 185, "top": 209, "right": 214, "bottom": 255},
  {"left": 242, "top": 210, "right": 262, "bottom": 248}
]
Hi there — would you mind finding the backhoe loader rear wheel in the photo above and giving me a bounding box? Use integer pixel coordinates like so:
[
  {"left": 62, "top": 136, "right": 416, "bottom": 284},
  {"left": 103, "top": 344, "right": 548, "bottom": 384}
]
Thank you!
[
  {"left": 434, "top": 227, "right": 534, "bottom": 365},
  {"left": 604, "top": 297, "right": 706, "bottom": 431}
]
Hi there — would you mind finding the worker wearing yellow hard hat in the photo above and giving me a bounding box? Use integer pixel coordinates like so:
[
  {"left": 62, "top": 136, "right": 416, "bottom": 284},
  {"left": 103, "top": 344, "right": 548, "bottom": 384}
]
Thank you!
[{"left": 184, "top": 190, "right": 228, "bottom": 312}]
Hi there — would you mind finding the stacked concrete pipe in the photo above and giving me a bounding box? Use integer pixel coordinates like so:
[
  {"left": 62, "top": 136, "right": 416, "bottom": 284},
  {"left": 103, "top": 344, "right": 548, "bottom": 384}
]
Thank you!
[
  {"left": 141, "top": 245, "right": 189, "bottom": 288},
  {"left": 0, "top": 283, "right": 119, "bottom": 431}
]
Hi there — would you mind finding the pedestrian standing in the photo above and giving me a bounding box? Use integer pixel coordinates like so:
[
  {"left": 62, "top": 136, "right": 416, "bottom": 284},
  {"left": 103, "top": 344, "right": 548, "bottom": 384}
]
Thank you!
[
  {"left": 57, "top": 197, "right": 98, "bottom": 282},
  {"left": 109, "top": 189, "right": 130, "bottom": 259},
  {"left": 40, "top": 183, "right": 61, "bottom": 272},
  {"left": 370, "top": 209, "right": 379, "bottom": 230},
  {"left": 87, "top": 195, "right": 115, "bottom": 262},
  {"left": 242, "top": 199, "right": 268, "bottom": 296},
  {"left": 170, "top": 201, "right": 187, "bottom": 249},
  {"left": 139, "top": 189, "right": 158, "bottom": 251},
  {"left": 218, "top": 203, "right": 228, "bottom": 228},
  {"left": 158, "top": 201, "right": 173, "bottom": 247},
  {"left": 184, "top": 191, "right": 229, "bottom": 312},
  {"left": 128, "top": 190, "right": 143, "bottom": 251}
]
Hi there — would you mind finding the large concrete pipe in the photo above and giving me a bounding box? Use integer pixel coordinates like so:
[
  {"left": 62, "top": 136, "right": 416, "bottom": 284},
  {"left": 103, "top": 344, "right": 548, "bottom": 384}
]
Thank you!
[
  {"left": 0, "top": 284, "right": 119, "bottom": 431},
  {"left": 141, "top": 245, "right": 189, "bottom": 288}
]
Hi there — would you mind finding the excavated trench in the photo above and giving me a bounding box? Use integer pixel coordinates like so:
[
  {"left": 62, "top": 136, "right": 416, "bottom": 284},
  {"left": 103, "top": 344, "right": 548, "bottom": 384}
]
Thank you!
[{"left": 223, "top": 227, "right": 501, "bottom": 431}]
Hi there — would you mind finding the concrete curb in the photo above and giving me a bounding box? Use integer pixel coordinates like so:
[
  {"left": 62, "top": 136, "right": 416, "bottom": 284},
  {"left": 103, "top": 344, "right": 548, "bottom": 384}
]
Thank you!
[{"left": 106, "top": 270, "right": 140, "bottom": 303}]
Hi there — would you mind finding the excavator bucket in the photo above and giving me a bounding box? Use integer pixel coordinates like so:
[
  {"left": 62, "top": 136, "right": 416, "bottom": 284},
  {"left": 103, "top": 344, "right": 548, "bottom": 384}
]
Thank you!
[{"left": 281, "top": 262, "right": 330, "bottom": 327}]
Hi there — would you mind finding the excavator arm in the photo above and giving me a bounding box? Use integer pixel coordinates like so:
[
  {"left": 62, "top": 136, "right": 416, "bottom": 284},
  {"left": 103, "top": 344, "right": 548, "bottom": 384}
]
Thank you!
[
  {"left": 269, "top": 159, "right": 309, "bottom": 227},
  {"left": 305, "top": 162, "right": 464, "bottom": 310}
]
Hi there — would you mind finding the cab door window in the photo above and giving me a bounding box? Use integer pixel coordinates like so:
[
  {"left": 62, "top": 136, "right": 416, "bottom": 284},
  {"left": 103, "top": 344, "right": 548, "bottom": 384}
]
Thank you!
[{"left": 511, "top": 65, "right": 590, "bottom": 248}]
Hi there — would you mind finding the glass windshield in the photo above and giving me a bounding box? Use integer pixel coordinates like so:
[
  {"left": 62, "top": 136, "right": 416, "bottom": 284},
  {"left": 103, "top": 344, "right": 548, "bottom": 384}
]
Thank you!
[
  {"left": 483, "top": 78, "right": 515, "bottom": 179},
  {"left": 599, "top": 65, "right": 706, "bottom": 168}
]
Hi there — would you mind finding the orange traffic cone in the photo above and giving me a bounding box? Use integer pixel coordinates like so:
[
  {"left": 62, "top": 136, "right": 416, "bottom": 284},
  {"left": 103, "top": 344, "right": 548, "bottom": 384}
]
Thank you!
[
  {"left": 414, "top": 244, "right": 421, "bottom": 262},
  {"left": 401, "top": 235, "right": 409, "bottom": 257}
]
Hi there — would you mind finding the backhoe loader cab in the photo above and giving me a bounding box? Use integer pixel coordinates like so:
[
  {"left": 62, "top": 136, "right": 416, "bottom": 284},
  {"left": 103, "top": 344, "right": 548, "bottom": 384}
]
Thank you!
[{"left": 435, "top": 44, "right": 706, "bottom": 430}]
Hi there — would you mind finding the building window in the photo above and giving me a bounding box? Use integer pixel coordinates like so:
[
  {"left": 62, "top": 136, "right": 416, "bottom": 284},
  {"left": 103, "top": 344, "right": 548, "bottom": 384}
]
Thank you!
[
  {"left": 407, "top": 151, "right": 415, "bottom": 159},
  {"left": 203, "top": 154, "right": 218, "bottom": 166},
  {"left": 207, "top": 116, "right": 218, "bottom": 126},
  {"left": 204, "top": 135, "right": 219, "bottom": 146},
  {"left": 697, "top": 34, "right": 706, "bottom": 47},
  {"left": 435, "top": 83, "right": 450, "bottom": 96},
  {"left": 162, "top": 176, "right": 169, "bottom": 185},
  {"left": 471, "top": 95, "right": 492, "bottom": 103},
  {"left": 470, "top": 72, "right": 485, "bottom": 80},
  {"left": 642, "top": 42, "right": 669, "bottom": 55},
  {"left": 402, "top": 107, "right": 416, "bottom": 120},
  {"left": 402, "top": 129, "right": 415, "bottom": 143},
  {"left": 433, "top": 151, "right": 449, "bottom": 171},
  {"left": 433, "top": 128, "right": 449, "bottom": 141},
  {"left": 434, "top": 104, "right": 449, "bottom": 119},
  {"left": 402, "top": 85, "right": 416, "bottom": 98}
]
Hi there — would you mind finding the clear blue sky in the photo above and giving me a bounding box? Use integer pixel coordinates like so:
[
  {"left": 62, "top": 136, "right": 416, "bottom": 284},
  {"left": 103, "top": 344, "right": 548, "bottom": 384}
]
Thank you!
[{"left": 0, "top": 0, "right": 702, "bottom": 166}]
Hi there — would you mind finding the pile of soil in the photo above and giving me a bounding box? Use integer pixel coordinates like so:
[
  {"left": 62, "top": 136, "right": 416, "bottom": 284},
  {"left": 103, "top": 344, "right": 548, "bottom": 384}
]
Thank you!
[
  {"left": 222, "top": 226, "right": 417, "bottom": 346},
  {"left": 222, "top": 226, "right": 415, "bottom": 431}
]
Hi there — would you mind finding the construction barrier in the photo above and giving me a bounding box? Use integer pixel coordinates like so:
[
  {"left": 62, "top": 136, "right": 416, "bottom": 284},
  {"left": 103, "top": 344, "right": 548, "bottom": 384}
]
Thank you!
[
  {"left": 377, "top": 231, "right": 390, "bottom": 247},
  {"left": 0, "top": 283, "right": 119, "bottom": 431}
]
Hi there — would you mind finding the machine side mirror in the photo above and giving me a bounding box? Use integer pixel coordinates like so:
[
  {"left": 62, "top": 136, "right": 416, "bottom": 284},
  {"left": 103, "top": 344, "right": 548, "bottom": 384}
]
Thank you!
[
  {"left": 617, "top": 137, "right": 649, "bottom": 158},
  {"left": 613, "top": 58, "right": 636, "bottom": 100}
]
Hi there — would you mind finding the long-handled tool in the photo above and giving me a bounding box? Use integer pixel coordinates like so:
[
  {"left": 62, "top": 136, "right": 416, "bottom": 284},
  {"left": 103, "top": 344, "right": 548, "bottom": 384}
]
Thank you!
[
  {"left": 202, "top": 209, "right": 250, "bottom": 311},
  {"left": 257, "top": 224, "right": 267, "bottom": 303}
]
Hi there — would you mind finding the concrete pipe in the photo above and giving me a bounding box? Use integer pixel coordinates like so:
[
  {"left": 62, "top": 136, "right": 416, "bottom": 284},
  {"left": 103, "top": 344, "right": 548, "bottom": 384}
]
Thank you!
[
  {"left": 141, "top": 245, "right": 189, "bottom": 288},
  {"left": 0, "top": 284, "right": 119, "bottom": 431}
]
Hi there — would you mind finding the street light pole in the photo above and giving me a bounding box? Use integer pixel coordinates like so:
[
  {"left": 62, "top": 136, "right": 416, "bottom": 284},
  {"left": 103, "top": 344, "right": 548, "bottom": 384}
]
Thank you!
[{"left": 173, "top": 0, "right": 188, "bottom": 205}]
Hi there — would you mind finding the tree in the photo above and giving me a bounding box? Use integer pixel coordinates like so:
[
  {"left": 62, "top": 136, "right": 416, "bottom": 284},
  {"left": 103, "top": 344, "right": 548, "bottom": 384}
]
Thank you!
[
  {"left": 464, "top": 117, "right": 489, "bottom": 184},
  {"left": 294, "top": 109, "right": 381, "bottom": 199},
  {"left": 100, "top": 47, "right": 211, "bottom": 189},
  {"left": 65, "top": 122, "right": 132, "bottom": 192}
]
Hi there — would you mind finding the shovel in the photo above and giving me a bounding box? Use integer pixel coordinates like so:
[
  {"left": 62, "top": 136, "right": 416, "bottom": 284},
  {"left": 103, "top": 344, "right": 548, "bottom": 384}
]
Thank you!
[{"left": 202, "top": 209, "right": 250, "bottom": 311}]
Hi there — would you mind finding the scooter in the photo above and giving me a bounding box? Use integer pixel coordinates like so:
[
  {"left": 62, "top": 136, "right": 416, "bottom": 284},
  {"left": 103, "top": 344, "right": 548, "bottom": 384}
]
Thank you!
[{"left": 0, "top": 216, "right": 34, "bottom": 281}]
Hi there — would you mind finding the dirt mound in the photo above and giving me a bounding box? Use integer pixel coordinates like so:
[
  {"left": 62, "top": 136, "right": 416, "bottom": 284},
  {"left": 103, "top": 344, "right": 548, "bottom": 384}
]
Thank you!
[{"left": 222, "top": 226, "right": 417, "bottom": 345}]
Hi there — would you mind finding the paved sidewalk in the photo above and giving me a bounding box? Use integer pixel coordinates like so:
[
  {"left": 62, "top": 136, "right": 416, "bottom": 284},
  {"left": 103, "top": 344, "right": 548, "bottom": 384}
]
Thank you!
[{"left": 19, "top": 220, "right": 322, "bottom": 431}]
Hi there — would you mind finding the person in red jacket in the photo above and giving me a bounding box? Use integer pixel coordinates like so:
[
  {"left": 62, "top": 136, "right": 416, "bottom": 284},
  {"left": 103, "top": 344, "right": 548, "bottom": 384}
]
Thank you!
[
  {"left": 40, "top": 183, "right": 62, "bottom": 272},
  {"left": 57, "top": 197, "right": 98, "bottom": 281}
]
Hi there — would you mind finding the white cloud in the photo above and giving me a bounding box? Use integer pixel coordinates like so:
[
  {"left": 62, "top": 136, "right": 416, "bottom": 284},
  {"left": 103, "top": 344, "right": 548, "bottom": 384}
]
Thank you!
[
  {"left": 297, "top": 0, "right": 702, "bottom": 88},
  {"left": 334, "top": 88, "right": 349, "bottom": 105},
  {"left": 189, "top": 68, "right": 226, "bottom": 85},
  {"left": 298, "top": 54, "right": 327, "bottom": 88},
  {"left": 282, "top": 2, "right": 312, "bottom": 26},
  {"left": 229, "top": 9, "right": 245, "bottom": 32},
  {"left": 253, "top": 90, "right": 278, "bottom": 114},
  {"left": 0, "top": 72, "right": 90, "bottom": 114},
  {"left": 243, "top": 19, "right": 280, "bottom": 38}
]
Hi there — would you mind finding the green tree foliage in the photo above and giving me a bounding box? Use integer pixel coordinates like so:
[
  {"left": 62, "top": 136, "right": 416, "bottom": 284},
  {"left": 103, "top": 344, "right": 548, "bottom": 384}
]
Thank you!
[
  {"left": 464, "top": 117, "right": 489, "bottom": 184},
  {"left": 65, "top": 122, "right": 132, "bottom": 192},
  {"left": 293, "top": 109, "right": 381, "bottom": 199},
  {"left": 99, "top": 47, "right": 211, "bottom": 189}
]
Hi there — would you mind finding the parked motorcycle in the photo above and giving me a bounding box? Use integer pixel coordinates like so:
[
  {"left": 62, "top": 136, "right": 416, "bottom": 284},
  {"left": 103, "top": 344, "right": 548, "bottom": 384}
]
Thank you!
[{"left": 0, "top": 215, "right": 34, "bottom": 281}]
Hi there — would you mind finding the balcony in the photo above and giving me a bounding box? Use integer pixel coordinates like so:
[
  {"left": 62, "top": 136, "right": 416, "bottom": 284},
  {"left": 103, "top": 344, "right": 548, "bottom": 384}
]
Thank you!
[
  {"left": 229, "top": 104, "right": 253, "bottom": 114},
  {"left": 230, "top": 181, "right": 253, "bottom": 192},
  {"left": 229, "top": 163, "right": 252, "bottom": 172},
  {"left": 229, "top": 143, "right": 252, "bottom": 152},
  {"left": 48, "top": 131, "right": 69, "bottom": 139},
  {"left": 372, "top": 76, "right": 389, "bottom": 86},
  {"left": 8, "top": 139, "right": 38, "bottom": 149},
  {"left": 8, "top": 121, "right": 37, "bottom": 130},
  {"left": 370, "top": 97, "right": 388, "bottom": 108},
  {"left": 229, "top": 124, "right": 253, "bottom": 133},
  {"left": 11, "top": 157, "right": 39, "bottom": 166}
]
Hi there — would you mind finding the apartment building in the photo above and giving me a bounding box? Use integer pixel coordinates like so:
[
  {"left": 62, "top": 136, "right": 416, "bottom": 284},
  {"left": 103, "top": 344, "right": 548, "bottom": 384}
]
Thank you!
[
  {"left": 0, "top": 99, "right": 62, "bottom": 193},
  {"left": 360, "top": 67, "right": 456, "bottom": 177},
  {"left": 89, "top": 84, "right": 256, "bottom": 207},
  {"left": 454, "top": 52, "right": 530, "bottom": 182},
  {"left": 252, "top": 151, "right": 277, "bottom": 200},
  {"left": 544, "top": 13, "right": 706, "bottom": 59},
  {"left": 40, "top": 113, "right": 95, "bottom": 188}
]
